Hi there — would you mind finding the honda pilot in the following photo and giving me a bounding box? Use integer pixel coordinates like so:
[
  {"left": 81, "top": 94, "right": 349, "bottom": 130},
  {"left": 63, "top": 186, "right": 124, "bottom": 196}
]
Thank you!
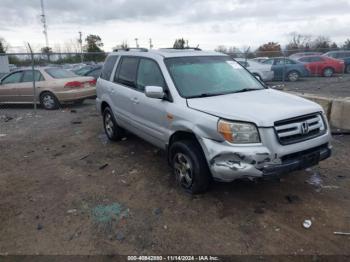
[{"left": 96, "top": 48, "right": 332, "bottom": 194}]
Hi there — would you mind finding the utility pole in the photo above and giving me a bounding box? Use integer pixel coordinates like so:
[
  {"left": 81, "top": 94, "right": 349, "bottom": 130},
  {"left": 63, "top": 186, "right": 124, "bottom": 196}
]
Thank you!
[
  {"left": 135, "top": 38, "right": 139, "bottom": 48},
  {"left": 149, "top": 38, "right": 153, "bottom": 49},
  {"left": 78, "top": 31, "right": 83, "bottom": 63},
  {"left": 40, "top": 0, "right": 49, "bottom": 48}
]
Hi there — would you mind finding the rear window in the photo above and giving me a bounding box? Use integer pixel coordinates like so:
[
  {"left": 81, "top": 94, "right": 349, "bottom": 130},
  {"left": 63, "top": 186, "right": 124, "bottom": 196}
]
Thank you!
[
  {"left": 101, "top": 56, "right": 118, "bottom": 81},
  {"left": 45, "top": 68, "right": 77, "bottom": 79}
]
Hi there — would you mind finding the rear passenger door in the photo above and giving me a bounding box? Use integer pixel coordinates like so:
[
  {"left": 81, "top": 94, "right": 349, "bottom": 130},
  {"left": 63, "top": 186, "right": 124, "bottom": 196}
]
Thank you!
[
  {"left": 17, "top": 70, "right": 45, "bottom": 102},
  {"left": 111, "top": 56, "right": 140, "bottom": 130}
]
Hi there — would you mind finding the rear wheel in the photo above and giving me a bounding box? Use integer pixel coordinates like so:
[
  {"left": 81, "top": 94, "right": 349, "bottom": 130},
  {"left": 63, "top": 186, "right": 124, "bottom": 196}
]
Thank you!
[
  {"left": 103, "top": 107, "right": 123, "bottom": 141},
  {"left": 40, "top": 92, "right": 60, "bottom": 110},
  {"left": 287, "top": 71, "right": 300, "bottom": 82},
  {"left": 170, "top": 140, "right": 211, "bottom": 194},
  {"left": 323, "top": 67, "right": 334, "bottom": 77}
]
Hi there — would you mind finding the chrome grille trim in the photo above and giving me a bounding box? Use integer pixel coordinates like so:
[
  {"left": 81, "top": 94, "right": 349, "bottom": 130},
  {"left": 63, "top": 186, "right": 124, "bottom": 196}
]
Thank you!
[{"left": 274, "top": 113, "right": 326, "bottom": 145}]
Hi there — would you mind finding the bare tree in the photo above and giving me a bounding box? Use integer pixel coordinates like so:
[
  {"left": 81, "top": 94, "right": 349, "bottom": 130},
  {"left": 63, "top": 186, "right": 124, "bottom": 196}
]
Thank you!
[
  {"left": 215, "top": 45, "right": 228, "bottom": 53},
  {"left": 285, "top": 32, "right": 312, "bottom": 55},
  {"left": 0, "top": 37, "right": 9, "bottom": 53},
  {"left": 114, "top": 41, "right": 128, "bottom": 50},
  {"left": 311, "top": 35, "right": 331, "bottom": 52}
]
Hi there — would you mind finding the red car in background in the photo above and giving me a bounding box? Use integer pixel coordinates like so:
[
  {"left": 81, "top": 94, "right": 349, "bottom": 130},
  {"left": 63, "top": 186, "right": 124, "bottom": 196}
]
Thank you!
[{"left": 297, "top": 55, "right": 345, "bottom": 77}]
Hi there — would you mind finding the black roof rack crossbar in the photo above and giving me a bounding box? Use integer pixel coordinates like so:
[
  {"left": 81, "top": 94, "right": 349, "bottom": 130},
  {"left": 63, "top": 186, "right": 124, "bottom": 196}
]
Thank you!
[
  {"left": 160, "top": 47, "right": 202, "bottom": 51},
  {"left": 113, "top": 47, "right": 148, "bottom": 52}
]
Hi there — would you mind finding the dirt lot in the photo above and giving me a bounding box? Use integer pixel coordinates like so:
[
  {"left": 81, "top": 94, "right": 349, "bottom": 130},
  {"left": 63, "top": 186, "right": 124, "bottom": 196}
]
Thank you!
[
  {"left": 268, "top": 74, "right": 350, "bottom": 98},
  {"left": 0, "top": 100, "right": 350, "bottom": 256}
]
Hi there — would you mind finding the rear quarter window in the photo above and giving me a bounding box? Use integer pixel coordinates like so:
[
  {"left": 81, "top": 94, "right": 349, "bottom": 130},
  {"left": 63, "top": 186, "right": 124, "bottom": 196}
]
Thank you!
[{"left": 101, "top": 56, "right": 118, "bottom": 81}]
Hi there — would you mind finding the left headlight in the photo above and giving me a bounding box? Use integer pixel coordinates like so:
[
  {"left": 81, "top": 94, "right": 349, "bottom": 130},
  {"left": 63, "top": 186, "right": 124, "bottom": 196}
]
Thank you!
[{"left": 218, "top": 119, "right": 260, "bottom": 144}]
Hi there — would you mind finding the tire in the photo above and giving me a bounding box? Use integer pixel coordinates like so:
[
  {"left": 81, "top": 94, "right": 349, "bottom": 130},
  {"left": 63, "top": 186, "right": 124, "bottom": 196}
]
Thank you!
[
  {"left": 103, "top": 107, "right": 123, "bottom": 141},
  {"left": 40, "top": 92, "right": 60, "bottom": 110},
  {"left": 346, "top": 65, "right": 350, "bottom": 74},
  {"left": 323, "top": 67, "right": 334, "bottom": 77},
  {"left": 287, "top": 71, "right": 300, "bottom": 82},
  {"left": 169, "top": 140, "right": 211, "bottom": 194}
]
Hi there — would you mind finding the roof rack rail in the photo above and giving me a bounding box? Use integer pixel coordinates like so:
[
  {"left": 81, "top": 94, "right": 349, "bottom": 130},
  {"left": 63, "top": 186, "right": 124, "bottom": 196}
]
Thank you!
[
  {"left": 160, "top": 46, "right": 202, "bottom": 51},
  {"left": 113, "top": 47, "right": 148, "bottom": 52}
]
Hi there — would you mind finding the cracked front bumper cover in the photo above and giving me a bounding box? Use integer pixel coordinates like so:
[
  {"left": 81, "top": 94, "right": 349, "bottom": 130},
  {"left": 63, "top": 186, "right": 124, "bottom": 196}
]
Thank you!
[{"left": 199, "top": 137, "right": 331, "bottom": 182}]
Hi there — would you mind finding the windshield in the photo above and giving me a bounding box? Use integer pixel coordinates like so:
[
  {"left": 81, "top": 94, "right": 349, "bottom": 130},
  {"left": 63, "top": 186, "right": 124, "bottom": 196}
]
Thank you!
[
  {"left": 45, "top": 68, "right": 77, "bottom": 79},
  {"left": 165, "top": 56, "right": 264, "bottom": 98}
]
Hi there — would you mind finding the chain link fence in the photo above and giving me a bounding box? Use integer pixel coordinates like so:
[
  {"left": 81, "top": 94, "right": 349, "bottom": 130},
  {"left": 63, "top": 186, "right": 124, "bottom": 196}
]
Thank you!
[{"left": 1, "top": 47, "right": 350, "bottom": 114}]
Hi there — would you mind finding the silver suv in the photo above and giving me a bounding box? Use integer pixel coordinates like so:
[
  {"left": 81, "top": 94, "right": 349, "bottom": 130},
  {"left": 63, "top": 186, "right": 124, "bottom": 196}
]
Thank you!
[{"left": 96, "top": 48, "right": 332, "bottom": 194}]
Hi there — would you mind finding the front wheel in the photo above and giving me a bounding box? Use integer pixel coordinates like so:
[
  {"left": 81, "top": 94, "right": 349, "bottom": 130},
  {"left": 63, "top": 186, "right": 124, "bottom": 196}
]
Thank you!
[
  {"left": 170, "top": 140, "right": 211, "bottom": 194},
  {"left": 287, "top": 71, "right": 300, "bottom": 82},
  {"left": 323, "top": 67, "right": 334, "bottom": 77},
  {"left": 40, "top": 92, "right": 60, "bottom": 110}
]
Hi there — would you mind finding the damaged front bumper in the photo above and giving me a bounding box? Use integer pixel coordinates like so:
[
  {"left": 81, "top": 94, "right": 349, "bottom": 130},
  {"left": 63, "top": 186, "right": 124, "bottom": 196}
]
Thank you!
[{"left": 199, "top": 136, "right": 331, "bottom": 182}]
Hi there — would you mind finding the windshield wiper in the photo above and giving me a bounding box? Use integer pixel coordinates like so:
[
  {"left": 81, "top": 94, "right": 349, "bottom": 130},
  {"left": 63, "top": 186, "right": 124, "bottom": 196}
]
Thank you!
[
  {"left": 231, "top": 88, "right": 262, "bottom": 94},
  {"left": 187, "top": 92, "right": 227, "bottom": 98}
]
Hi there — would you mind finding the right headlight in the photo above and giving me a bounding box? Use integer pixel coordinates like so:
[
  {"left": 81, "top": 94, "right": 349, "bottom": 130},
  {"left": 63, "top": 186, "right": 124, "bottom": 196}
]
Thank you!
[{"left": 218, "top": 119, "right": 260, "bottom": 144}]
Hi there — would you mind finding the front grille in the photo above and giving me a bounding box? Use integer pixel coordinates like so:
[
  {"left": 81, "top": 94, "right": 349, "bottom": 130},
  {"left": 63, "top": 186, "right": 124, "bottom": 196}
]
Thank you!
[{"left": 274, "top": 113, "right": 326, "bottom": 145}]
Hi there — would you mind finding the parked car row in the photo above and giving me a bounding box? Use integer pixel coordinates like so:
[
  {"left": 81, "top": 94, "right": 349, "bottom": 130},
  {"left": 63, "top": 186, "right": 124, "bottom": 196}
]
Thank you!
[{"left": 237, "top": 50, "right": 349, "bottom": 81}]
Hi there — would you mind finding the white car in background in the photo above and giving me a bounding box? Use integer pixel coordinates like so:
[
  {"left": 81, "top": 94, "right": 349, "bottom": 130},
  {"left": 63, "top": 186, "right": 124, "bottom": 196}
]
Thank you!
[{"left": 236, "top": 58, "right": 274, "bottom": 81}]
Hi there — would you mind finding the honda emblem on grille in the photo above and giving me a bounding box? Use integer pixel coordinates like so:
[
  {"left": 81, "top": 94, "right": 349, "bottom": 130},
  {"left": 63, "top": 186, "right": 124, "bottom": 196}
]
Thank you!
[{"left": 300, "top": 122, "right": 309, "bottom": 135}]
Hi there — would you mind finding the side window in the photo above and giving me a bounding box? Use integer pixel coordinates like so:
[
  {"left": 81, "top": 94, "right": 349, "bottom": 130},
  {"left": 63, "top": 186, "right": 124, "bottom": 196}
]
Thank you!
[
  {"left": 22, "top": 70, "right": 44, "bottom": 82},
  {"left": 136, "top": 59, "right": 165, "bottom": 91},
  {"left": 311, "top": 57, "right": 322, "bottom": 62},
  {"left": 275, "top": 59, "right": 283, "bottom": 65},
  {"left": 299, "top": 57, "right": 309, "bottom": 62},
  {"left": 1, "top": 71, "right": 23, "bottom": 84},
  {"left": 116, "top": 57, "right": 139, "bottom": 88},
  {"left": 101, "top": 56, "right": 118, "bottom": 81},
  {"left": 263, "top": 59, "right": 273, "bottom": 65}
]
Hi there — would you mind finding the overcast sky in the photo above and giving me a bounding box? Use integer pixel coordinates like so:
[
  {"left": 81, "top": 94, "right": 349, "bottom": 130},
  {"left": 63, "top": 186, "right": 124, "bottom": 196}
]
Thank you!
[{"left": 1, "top": 0, "right": 350, "bottom": 52}]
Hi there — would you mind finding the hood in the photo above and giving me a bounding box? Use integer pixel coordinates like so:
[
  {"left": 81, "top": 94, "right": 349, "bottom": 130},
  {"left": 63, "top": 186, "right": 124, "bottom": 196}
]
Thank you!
[{"left": 187, "top": 89, "right": 323, "bottom": 127}]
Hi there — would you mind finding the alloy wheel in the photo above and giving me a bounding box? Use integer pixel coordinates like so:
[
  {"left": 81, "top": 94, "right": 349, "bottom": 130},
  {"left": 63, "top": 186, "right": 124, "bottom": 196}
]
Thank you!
[{"left": 173, "top": 153, "right": 193, "bottom": 188}]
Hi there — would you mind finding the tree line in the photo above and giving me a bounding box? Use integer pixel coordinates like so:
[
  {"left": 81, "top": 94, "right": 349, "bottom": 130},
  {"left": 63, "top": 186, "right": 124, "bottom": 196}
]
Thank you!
[
  {"left": 1, "top": 33, "right": 350, "bottom": 66},
  {"left": 216, "top": 33, "right": 350, "bottom": 58}
]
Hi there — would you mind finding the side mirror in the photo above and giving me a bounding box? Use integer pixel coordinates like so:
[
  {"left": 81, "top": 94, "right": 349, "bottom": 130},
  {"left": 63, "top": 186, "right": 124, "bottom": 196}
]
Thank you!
[{"left": 145, "top": 86, "right": 165, "bottom": 99}]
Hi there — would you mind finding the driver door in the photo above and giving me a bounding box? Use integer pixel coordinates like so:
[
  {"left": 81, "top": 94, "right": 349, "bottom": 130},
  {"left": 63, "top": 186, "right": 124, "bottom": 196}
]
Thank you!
[
  {"left": 0, "top": 71, "right": 23, "bottom": 102},
  {"left": 130, "top": 58, "right": 169, "bottom": 148}
]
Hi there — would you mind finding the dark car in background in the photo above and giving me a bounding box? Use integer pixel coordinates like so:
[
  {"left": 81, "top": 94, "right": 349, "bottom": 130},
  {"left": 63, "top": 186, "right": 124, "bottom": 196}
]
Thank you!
[
  {"left": 262, "top": 57, "right": 309, "bottom": 81},
  {"left": 296, "top": 55, "right": 345, "bottom": 77},
  {"left": 73, "top": 65, "right": 102, "bottom": 79},
  {"left": 323, "top": 50, "right": 350, "bottom": 74}
]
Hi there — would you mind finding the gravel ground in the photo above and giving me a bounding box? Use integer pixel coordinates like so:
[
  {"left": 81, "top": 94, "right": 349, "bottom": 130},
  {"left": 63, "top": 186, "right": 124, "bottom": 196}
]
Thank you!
[
  {"left": 268, "top": 74, "right": 350, "bottom": 98},
  {"left": 0, "top": 100, "right": 350, "bottom": 256}
]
